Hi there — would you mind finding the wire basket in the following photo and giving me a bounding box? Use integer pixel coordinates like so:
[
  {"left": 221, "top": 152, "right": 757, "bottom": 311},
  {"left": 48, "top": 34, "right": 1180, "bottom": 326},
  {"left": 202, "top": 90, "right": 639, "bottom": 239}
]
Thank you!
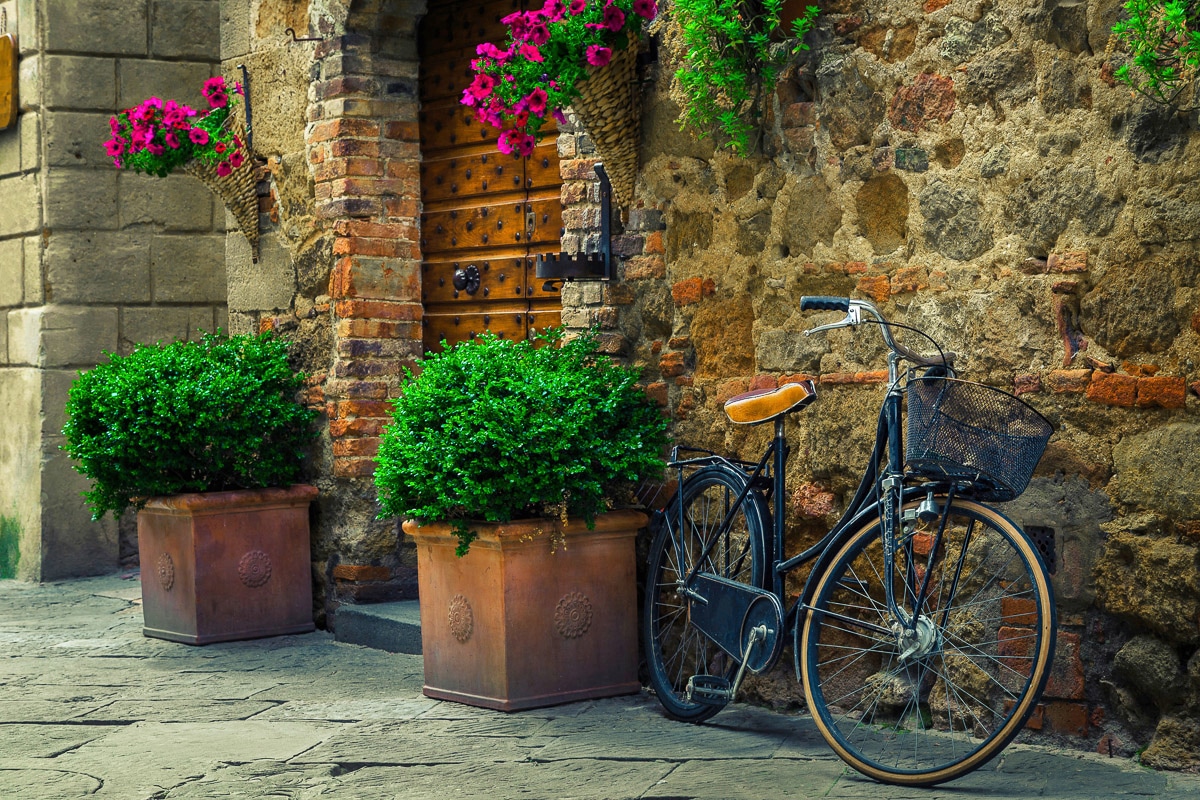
[{"left": 905, "top": 377, "right": 1053, "bottom": 501}]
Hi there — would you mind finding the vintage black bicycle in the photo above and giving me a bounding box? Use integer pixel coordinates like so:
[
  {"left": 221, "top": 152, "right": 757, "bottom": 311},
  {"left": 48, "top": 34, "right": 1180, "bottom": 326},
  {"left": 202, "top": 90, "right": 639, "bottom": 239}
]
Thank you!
[{"left": 643, "top": 296, "right": 1057, "bottom": 786}]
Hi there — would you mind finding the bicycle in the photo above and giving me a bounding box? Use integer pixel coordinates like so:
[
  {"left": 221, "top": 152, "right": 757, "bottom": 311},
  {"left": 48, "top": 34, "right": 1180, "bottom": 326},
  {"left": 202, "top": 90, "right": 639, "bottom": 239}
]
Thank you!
[{"left": 643, "top": 296, "right": 1057, "bottom": 786}]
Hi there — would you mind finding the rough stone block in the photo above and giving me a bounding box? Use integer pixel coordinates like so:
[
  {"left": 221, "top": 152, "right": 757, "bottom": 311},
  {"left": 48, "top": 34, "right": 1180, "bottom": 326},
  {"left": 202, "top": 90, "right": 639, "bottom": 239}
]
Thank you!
[
  {"left": 150, "top": 0, "right": 220, "bottom": 60},
  {"left": 16, "top": 0, "right": 39, "bottom": 55},
  {"left": 0, "top": 173, "right": 40, "bottom": 234},
  {"left": 20, "top": 112, "right": 39, "bottom": 171},
  {"left": 1086, "top": 371, "right": 1137, "bottom": 407},
  {"left": 43, "top": 55, "right": 118, "bottom": 110},
  {"left": 228, "top": 231, "right": 293, "bottom": 311},
  {"left": 40, "top": 305, "right": 119, "bottom": 367},
  {"left": 44, "top": 231, "right": 151, "bottom": 303},
  {"left": 1045, "top": 369, "right": 1091, "bottom": 393},
  {"left": 220, "top": 0, "right": 250, "bottom": 59},
  {"left": 0, "top": 306, "right": 7, "bottom": 363},
  {"left": 0, "top": 120, "right": 20, "bottom": 177},
  {"left": 45, "top": 111, "right": 113, "bottom": 168},
  {"left": 120, "top": 172, "right": 213, "bottom": 231},
  {"left": 151, "top": 233, "right": 226, "bottom": 303},
  {"left": 44, "top": 168, "right": 119, "bottom": 230},
  {"left": 41, "top": 368, "right": 77, "bottom": 438},
  {"left": 44, "top": 0, "right": 149, "bottom": 56},
  {"left": 7, "top": 306, "right": 42, "bottom": 364},
  {"left": 116, "top": 60, "right": 210, "bottom": 111},
  {"left": 22, "top": 235, "right": 41, "bottom": 303},
  {"left": 120, "top": 306, "right": 212, "bottom": 352},
  {"left": 38, "top": 443, "right": 119, "bottom": 579},
  {"left": 17, "top": 53, "right": 39, "bottom": 112},
  {"left": 0, "top": 237, "right": 22, "bottom": 306}
]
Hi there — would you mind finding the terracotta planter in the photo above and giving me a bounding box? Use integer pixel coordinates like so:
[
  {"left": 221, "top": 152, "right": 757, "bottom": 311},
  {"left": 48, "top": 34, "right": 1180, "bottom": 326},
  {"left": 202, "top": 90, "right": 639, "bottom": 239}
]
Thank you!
[
  {"left": 403, "top": 510, "right": 646, "bottom": 711},
  {"left": 137, "top": 485, "right": 318, "bottom": 645}
]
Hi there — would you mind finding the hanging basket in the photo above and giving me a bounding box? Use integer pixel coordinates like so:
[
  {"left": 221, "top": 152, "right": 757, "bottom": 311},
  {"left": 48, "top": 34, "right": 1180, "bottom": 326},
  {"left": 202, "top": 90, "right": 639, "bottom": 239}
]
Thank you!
[
  {"left": 571, "top": 45, "right": 641, "bottom": 207},
  {"left": 182, "top": 146, "right": 259, "bottom": 258}
]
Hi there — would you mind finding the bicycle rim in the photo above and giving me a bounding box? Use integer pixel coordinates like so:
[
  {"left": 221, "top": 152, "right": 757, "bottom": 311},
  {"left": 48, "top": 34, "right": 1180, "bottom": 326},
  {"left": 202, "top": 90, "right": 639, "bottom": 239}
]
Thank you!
[
  {"left": 644, "top": 466, "right": 768, "bottom": 721},
  {"left": 800, "top": 498, "right": 1055, "bottom": 785}
]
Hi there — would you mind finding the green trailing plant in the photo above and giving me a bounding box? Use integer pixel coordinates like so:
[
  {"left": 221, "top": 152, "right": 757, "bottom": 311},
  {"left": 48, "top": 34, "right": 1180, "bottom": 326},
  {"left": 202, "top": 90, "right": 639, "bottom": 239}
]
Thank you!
[
  {"left": 1111, "top": 0, "right": 1200, "bottom": 108},
  {"left": 375, "top": 329, "right": 670, "bottom": 556},
  {"left": 63, "top": 332, "right": 317, "bottom": 520},
  {"left": 674, "top": 0, "right": 819, "bottom": 156},
  {"left": 0, "top": 513, "right": 19, "bottom": 579}
]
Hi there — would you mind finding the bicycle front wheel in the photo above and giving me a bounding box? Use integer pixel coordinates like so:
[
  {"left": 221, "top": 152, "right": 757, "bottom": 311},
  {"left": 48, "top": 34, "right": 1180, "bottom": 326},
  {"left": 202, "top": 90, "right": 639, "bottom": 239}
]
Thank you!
[
  {"left": 799, "top": 497, "right": 1055, "bottom": 786},
  {"left": 644, "top": 465, "right": 769, "bottom": 722}
]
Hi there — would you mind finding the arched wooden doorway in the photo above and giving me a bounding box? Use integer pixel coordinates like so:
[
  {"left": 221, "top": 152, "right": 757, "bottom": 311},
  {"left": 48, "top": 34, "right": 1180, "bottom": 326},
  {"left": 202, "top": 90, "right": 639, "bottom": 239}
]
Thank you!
[{"left": 418, "top": 0, "right": 564, "bottom": 353}]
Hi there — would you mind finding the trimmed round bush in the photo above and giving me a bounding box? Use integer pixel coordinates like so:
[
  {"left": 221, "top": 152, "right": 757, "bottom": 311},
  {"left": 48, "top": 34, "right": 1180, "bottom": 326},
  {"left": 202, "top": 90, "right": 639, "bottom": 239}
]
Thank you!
[
  {"left": 63, "top": 332, "right": 317, "bottom": 519},
  {"left": 375, "top": 330, "right": 669, "bottom": 555}
]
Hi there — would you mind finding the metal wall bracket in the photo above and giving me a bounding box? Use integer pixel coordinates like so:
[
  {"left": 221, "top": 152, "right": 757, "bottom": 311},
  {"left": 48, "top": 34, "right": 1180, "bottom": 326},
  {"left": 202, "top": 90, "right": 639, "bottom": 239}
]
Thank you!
[{"left": 535, "top": 164, "right": 613, "bottom": 292}]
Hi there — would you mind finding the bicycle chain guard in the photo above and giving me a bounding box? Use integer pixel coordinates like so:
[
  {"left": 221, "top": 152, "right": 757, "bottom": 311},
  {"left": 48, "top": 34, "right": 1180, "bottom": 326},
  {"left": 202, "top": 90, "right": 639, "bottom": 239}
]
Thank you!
[{"left": 687, "top": 572, "right": 784, "bottom": 675}]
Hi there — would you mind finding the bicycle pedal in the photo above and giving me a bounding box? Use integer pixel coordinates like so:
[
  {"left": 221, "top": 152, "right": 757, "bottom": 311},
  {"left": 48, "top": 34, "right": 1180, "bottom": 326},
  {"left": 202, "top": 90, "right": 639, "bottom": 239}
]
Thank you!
[{"left": 686, "top": 675, "right": 733, "bottom": 706}]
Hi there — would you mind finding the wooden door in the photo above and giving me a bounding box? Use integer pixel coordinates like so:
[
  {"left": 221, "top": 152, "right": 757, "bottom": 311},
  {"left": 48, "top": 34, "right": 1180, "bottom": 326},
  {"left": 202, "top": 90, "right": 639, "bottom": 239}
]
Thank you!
[{"left": 418, "top": 0, "right": 564, "bottom": 354}]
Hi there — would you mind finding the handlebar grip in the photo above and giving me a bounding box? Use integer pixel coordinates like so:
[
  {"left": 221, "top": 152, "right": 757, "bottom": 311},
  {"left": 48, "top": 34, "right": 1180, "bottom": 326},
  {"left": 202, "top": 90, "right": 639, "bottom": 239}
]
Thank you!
[{"left": 800, "top": 296, "right": 850, "bottom": 312}]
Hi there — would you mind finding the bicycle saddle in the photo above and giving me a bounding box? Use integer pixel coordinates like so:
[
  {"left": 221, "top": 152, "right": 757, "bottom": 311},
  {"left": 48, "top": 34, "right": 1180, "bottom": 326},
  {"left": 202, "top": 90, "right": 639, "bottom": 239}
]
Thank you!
[{"left": 724, "top": 380, "right": 816, "bottom": 425}]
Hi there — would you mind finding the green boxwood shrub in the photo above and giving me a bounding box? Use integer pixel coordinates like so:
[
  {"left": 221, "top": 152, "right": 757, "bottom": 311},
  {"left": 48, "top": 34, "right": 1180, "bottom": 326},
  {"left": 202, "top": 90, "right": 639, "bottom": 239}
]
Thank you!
[
  {"left": 63, "top": 332, "right": 317, "bottom": 519},
  {"left": 375, "top": 330, "right": 670, "bottom": 555}
]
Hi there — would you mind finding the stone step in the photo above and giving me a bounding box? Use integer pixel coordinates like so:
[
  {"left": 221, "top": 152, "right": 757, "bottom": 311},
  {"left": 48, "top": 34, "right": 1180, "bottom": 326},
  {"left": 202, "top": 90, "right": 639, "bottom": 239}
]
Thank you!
[{"left": 334, "top": 600, "right": 422, "bottom": 654}]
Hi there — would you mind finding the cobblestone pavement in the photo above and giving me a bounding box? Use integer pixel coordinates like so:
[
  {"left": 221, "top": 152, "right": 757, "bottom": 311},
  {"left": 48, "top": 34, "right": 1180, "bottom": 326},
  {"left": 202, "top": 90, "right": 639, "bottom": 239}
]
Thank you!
[{"left": 3, "top": 574, "right": 1198, "bottom": 799}]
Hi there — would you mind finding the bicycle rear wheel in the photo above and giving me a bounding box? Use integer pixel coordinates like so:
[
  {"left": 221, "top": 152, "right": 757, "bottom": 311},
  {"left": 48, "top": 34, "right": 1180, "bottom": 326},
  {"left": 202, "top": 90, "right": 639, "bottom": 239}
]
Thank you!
[
  {"left": 799, "top": 497, "right": 1055, "bottom": 786},
  {"left": 644, "top": 465, "right": 769, "bottom": 721}
]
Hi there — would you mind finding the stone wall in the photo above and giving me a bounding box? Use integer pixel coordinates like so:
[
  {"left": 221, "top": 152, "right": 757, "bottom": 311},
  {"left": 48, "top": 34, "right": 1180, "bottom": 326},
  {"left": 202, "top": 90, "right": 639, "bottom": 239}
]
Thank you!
[
  {"left": 0, "top": 0, "right": 226, "bottom": 580},
  {"left": 216, "top": 0, "right": 1200, "bottom": 766},
  {"left": 556, "top": 0, "right": 1200, "bottom": 768}
]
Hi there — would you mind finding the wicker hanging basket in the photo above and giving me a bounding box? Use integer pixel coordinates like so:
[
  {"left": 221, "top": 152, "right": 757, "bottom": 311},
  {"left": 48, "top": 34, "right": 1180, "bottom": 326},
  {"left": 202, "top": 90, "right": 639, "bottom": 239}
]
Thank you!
[
  {"left": 182, "top": 142, "right": 259, "bottom": 258},
  {"left": 571, "top": 45, "right": 641, "bottom": 207}
]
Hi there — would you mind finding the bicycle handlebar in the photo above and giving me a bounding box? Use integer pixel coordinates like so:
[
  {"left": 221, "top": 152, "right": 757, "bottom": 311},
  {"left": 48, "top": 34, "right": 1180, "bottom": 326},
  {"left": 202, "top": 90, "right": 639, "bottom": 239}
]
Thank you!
[{"left": 800, "top": 296, "right": 956, "bottom": 368}]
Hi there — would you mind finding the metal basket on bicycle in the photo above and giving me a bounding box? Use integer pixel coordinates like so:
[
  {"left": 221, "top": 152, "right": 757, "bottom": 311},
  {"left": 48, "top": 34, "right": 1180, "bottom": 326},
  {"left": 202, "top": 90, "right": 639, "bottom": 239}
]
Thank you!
[{"left": 905, "top": 377, "right": 1053, "bottom": 502}]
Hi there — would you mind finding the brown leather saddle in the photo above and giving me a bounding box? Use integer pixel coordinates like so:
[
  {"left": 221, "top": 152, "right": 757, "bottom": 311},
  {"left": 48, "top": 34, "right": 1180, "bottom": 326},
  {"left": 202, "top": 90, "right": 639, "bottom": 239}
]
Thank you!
[{"left": 723, "top": 379, "right": 816, "bottom": 425}]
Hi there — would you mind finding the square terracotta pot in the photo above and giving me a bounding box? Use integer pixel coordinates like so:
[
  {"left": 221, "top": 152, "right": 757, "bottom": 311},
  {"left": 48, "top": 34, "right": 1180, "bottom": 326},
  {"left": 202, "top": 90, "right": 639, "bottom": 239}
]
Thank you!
[
  {"left": 403, "top": 510, "right": 646, "bottom": 711},
  {"left": 137, "top": 485, "right": 318, "bottom": 645}
]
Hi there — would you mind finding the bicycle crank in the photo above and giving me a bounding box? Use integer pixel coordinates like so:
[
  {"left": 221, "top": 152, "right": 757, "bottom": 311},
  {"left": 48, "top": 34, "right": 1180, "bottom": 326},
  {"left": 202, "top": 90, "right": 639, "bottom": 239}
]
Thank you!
[{"left": 686, "top": 573, "right": 785, "bottom": 674}]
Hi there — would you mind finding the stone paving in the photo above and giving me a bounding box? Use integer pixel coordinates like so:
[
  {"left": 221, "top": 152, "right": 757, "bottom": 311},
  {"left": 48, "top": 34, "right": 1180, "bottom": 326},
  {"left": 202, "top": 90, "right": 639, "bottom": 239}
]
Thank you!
[{"left": 3, "top": 575, "right": 1199, "bottom": 799}]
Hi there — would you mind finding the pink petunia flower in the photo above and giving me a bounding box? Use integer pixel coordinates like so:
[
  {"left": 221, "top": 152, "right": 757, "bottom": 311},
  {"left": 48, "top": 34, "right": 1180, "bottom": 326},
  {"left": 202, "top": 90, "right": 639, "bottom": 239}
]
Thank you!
[
  {"left": 553, "top": 108, "right": 568, "bottom": 125},
  {"left": 632, "top": 0, "right": 657, "bottom": 20},
  {"left": 229, "top": 150, "right": 244, "bottom": 169},
  {"left": 207, "top": 91, "right": 228, "bottom": 109},
  {"left": 516, "top": 133, "right": 536, "bottom": 157},
  {"left": 602, "top": 3, "right": 625, "bottom": 31},
  {"left": 216, "top": 160, "right": 233, "bottom": 177},
  {"left": 541, "top": 0, "right": 565, "bottom": 21},
  {"left": 525, "top": 87, "right": 549, "bottom": 115},
  {"left": 109, "top": 117, "right": 121, "bottom": 135},
  {"left": 497, "top": 129, "right": 520, "bottom": 155},
  {"left": 189, "top": 127, "right": 210, "bottom": 145},
  {"left": 518, "top": 43, "right": 544, "bottom": 63},
  {"left": 202, "top": 76, "right": 226, "bottom": 97},
  {"left": 568, "top": 0, "right": 586, "bottom": 13},
  {"left": 527, "top": 21, "right": 550, "bottom": 45},
  {"left": 146, "top": 143, "right": 164, "bottom": 156},
  {"left": 164, "top": 132, "right": 181, "bottom": 149},
  {"left": 467, "top": 73, "right": 497, "bottom": 101},
  {"left": 215, "top": 142, "right": 227, "bottom": 154},
  {"left": 103, "top": 138, "right": 125, "bottom": 157},
  {"left": 586, "top": 45, "right": 612, "bottom": 67}
]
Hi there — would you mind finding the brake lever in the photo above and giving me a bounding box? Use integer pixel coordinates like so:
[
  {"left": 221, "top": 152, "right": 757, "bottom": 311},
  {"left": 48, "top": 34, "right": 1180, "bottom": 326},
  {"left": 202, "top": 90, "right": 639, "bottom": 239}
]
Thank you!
[{"left": 803, "top": 306, "right": 861, "bottom": 337}]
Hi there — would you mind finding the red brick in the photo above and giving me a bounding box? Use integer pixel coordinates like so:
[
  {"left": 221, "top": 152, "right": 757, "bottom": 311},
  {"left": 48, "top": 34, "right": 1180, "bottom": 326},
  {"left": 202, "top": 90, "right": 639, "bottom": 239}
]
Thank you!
[
  {"left": 644, "top": 381, "right": 669, "bottom": 407},
  {"left": 668, "top": 337, "right": 691, "bottom": 350},
  {"left": 1048, "top": 251, "right": 1088, "bottom": 273},
  {"left": 1044, "top": 701, "right": 1089, "bottom": 737},
  {"left": 792, "top": 483, "right": 836, "bottom": 518},
  {"left": 333, "top": 359, "right": 406, "bottom": 379},
  {"left": 782, "top": 101, "right": 816, "bottom": 128},
  {"left": 644, "top": 230, "right": 665, "bottom": 254},
  {"left": 749, "top": 374, "right": 778, "bottom": 391},
  {"left": 671, "top": 276, "right": 715, "bottom": 306},
  {"left": 309, "top": 118, "right": 381, "bottom": 141},
  {"left": 329, "top": 257, "right": 421, "bottom": 301},
  {"left": 1191, "top": 380, "right": 1200, "bottom": 398},
  {"left": 383, "top": 197, "right": 421, "bottom": 218},
  {"left": 332, "top": 564, "right": 391, "bottom": 581},
  {"left": 559, "top": 158, "right": 601, "bottom": 180},
  {"left": 888, "top": 73, "right": 956, "bottom": 133},
  {"left": 1045, "top": 369, "right": 1092, "bottom": 393},
  {"left": 659, "top": 352, "right": 686, "bottom": 377},
  {"left": 890, "top": 265, "right": 926, "bottom": 294},
  {"left": 1086, "top": 372, "right": 1137, "bottom": 407},
  {"left": 384, "top": 120, "right": 420, "bottom": 140},
  {"left": 675, "top": 376, "right": 694, "bottom": 387},
  {"left": 316, "top": 197, "right": 384, "bottom": 219},
  {"left": 337, "top": 400, "right": 394, "bottom": 418},
  {"left": 336, "top": 318, "right": 419, "bottom": 339},
  {"left": 333, "top": 457, "right": 376, "bottom": 477},
  {"left": 315, "top": 158, "right": 385, "bottom": 181},
  {"left": 329, "top": 417, "right": 386, "bottom": 438},
  {"left": 386, "top": 161, "right": 420, "bottom": 181},
  {"left": 334, "top": 299, "right": 422, "bottom": 321},
  {"left": 1051, "top": 280, "right": 1079, "bottom": 294},
  {"left": 715, "top": 379, "right": 750, "bottom": 406},
  {"left": 625, "top": 255, "right": 666, "bottom": 280},
  {"left": 1136, "top": 375, "right": 1186, "bottom": 409},
  {"left": 330, "top": 138, "right": 381, "bottom": 158},
  {"left": 1014, "top": 374, "right": 1041, "bottom": 396},
  {"left": 820, "top": 370, "right": 889, "bottom": 385},
  {"left": 333, "top": 220, "right": 415, "bottom": 240},
  {"left": 1046, "top": 632, "right": 1085, "bottom": 700},
  {"left": 856, "top": 274, "right": 891, "bottom": 303},
  {"left": 1023, "top": 703, "right": 1046, "bottom": 730},
  {"left": 333, "top": 437, "right": 381, "bottom": 457},
  {"left": 326, "top": 379, "right": 391, "bottom": 400},
  {"left": 1002, "top": 596, "right": 1039, "bottom": 626}
]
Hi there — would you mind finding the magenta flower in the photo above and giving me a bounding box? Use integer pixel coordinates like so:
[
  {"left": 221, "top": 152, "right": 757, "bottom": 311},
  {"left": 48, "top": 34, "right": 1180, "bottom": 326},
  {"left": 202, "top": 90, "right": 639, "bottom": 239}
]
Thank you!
[
  {"left": 164, "top": 131, "right": 181, "bottom": 149},
  {"left": 497, "top": 129, "right": 520, "bottom": 155},
  {"left": 568, "top": 0, "right": 587, "bottom": 14},
  {"left": 527, "top": 21, "right": 550, "bottom": 45},
  {"left": 586, "top": 45, "right": 613, "bottom": 67},
  {"left": 216, "top": 160, "right": 233, "bottom": 177},
  {"left": 109, "top": 117, "right": 121, "bottom": 135},
  {"left": 229, "top": 150, "right": 245, "bottom": 169},
  {"left": 516, "top": 133, "right": 535, "bottom": 157},
  {"left": 518, "top": 43, "right": 544, "bottom": 63},
  {"left": 525, "top": 87, "right": 549, "bottom": 115},
  {"left": 207, "top": 91, "right": 228, "bottom": 109},
  {"left": 602, "top": 3, "right": 625, "bottom": 31},
  {"left": 146, "top": 143, "right": 164, "bottom": 156},
  {"left": 202, "top": 76, "right": 226, "bottom": 97},
  {"left": 103, "top": 138, "right": 125, "bottom": 157},
  {"left": 632, "top": 0, "right": 657, "bottom": 20},
  {"left": 553, "top": 108, "right": 568, "bottom": 125},
  {"left": 541, "top": 0, "right": 565, "bottom": 21},
  {"left": 189, "top": 127, "right": 210, "bottom": 145}
]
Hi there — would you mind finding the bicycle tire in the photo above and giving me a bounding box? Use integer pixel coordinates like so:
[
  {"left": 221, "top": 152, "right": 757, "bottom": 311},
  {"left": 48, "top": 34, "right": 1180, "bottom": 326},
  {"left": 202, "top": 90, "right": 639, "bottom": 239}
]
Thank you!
[
  {"left": 799, "top": 497, "right": 1055, "bottom": 786},
  {"left": 644, "top": 465, "right": 769, "bottom": 722}
]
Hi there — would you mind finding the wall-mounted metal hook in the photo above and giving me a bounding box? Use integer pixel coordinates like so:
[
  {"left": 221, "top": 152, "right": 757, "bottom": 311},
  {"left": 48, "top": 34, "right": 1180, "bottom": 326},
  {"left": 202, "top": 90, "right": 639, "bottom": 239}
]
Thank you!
[
  {"left": 285, "top": 27, "right": 323, "bottom": 43},
  {"left": 237, "top": 64, "right": 253, "bottom": 154}
]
